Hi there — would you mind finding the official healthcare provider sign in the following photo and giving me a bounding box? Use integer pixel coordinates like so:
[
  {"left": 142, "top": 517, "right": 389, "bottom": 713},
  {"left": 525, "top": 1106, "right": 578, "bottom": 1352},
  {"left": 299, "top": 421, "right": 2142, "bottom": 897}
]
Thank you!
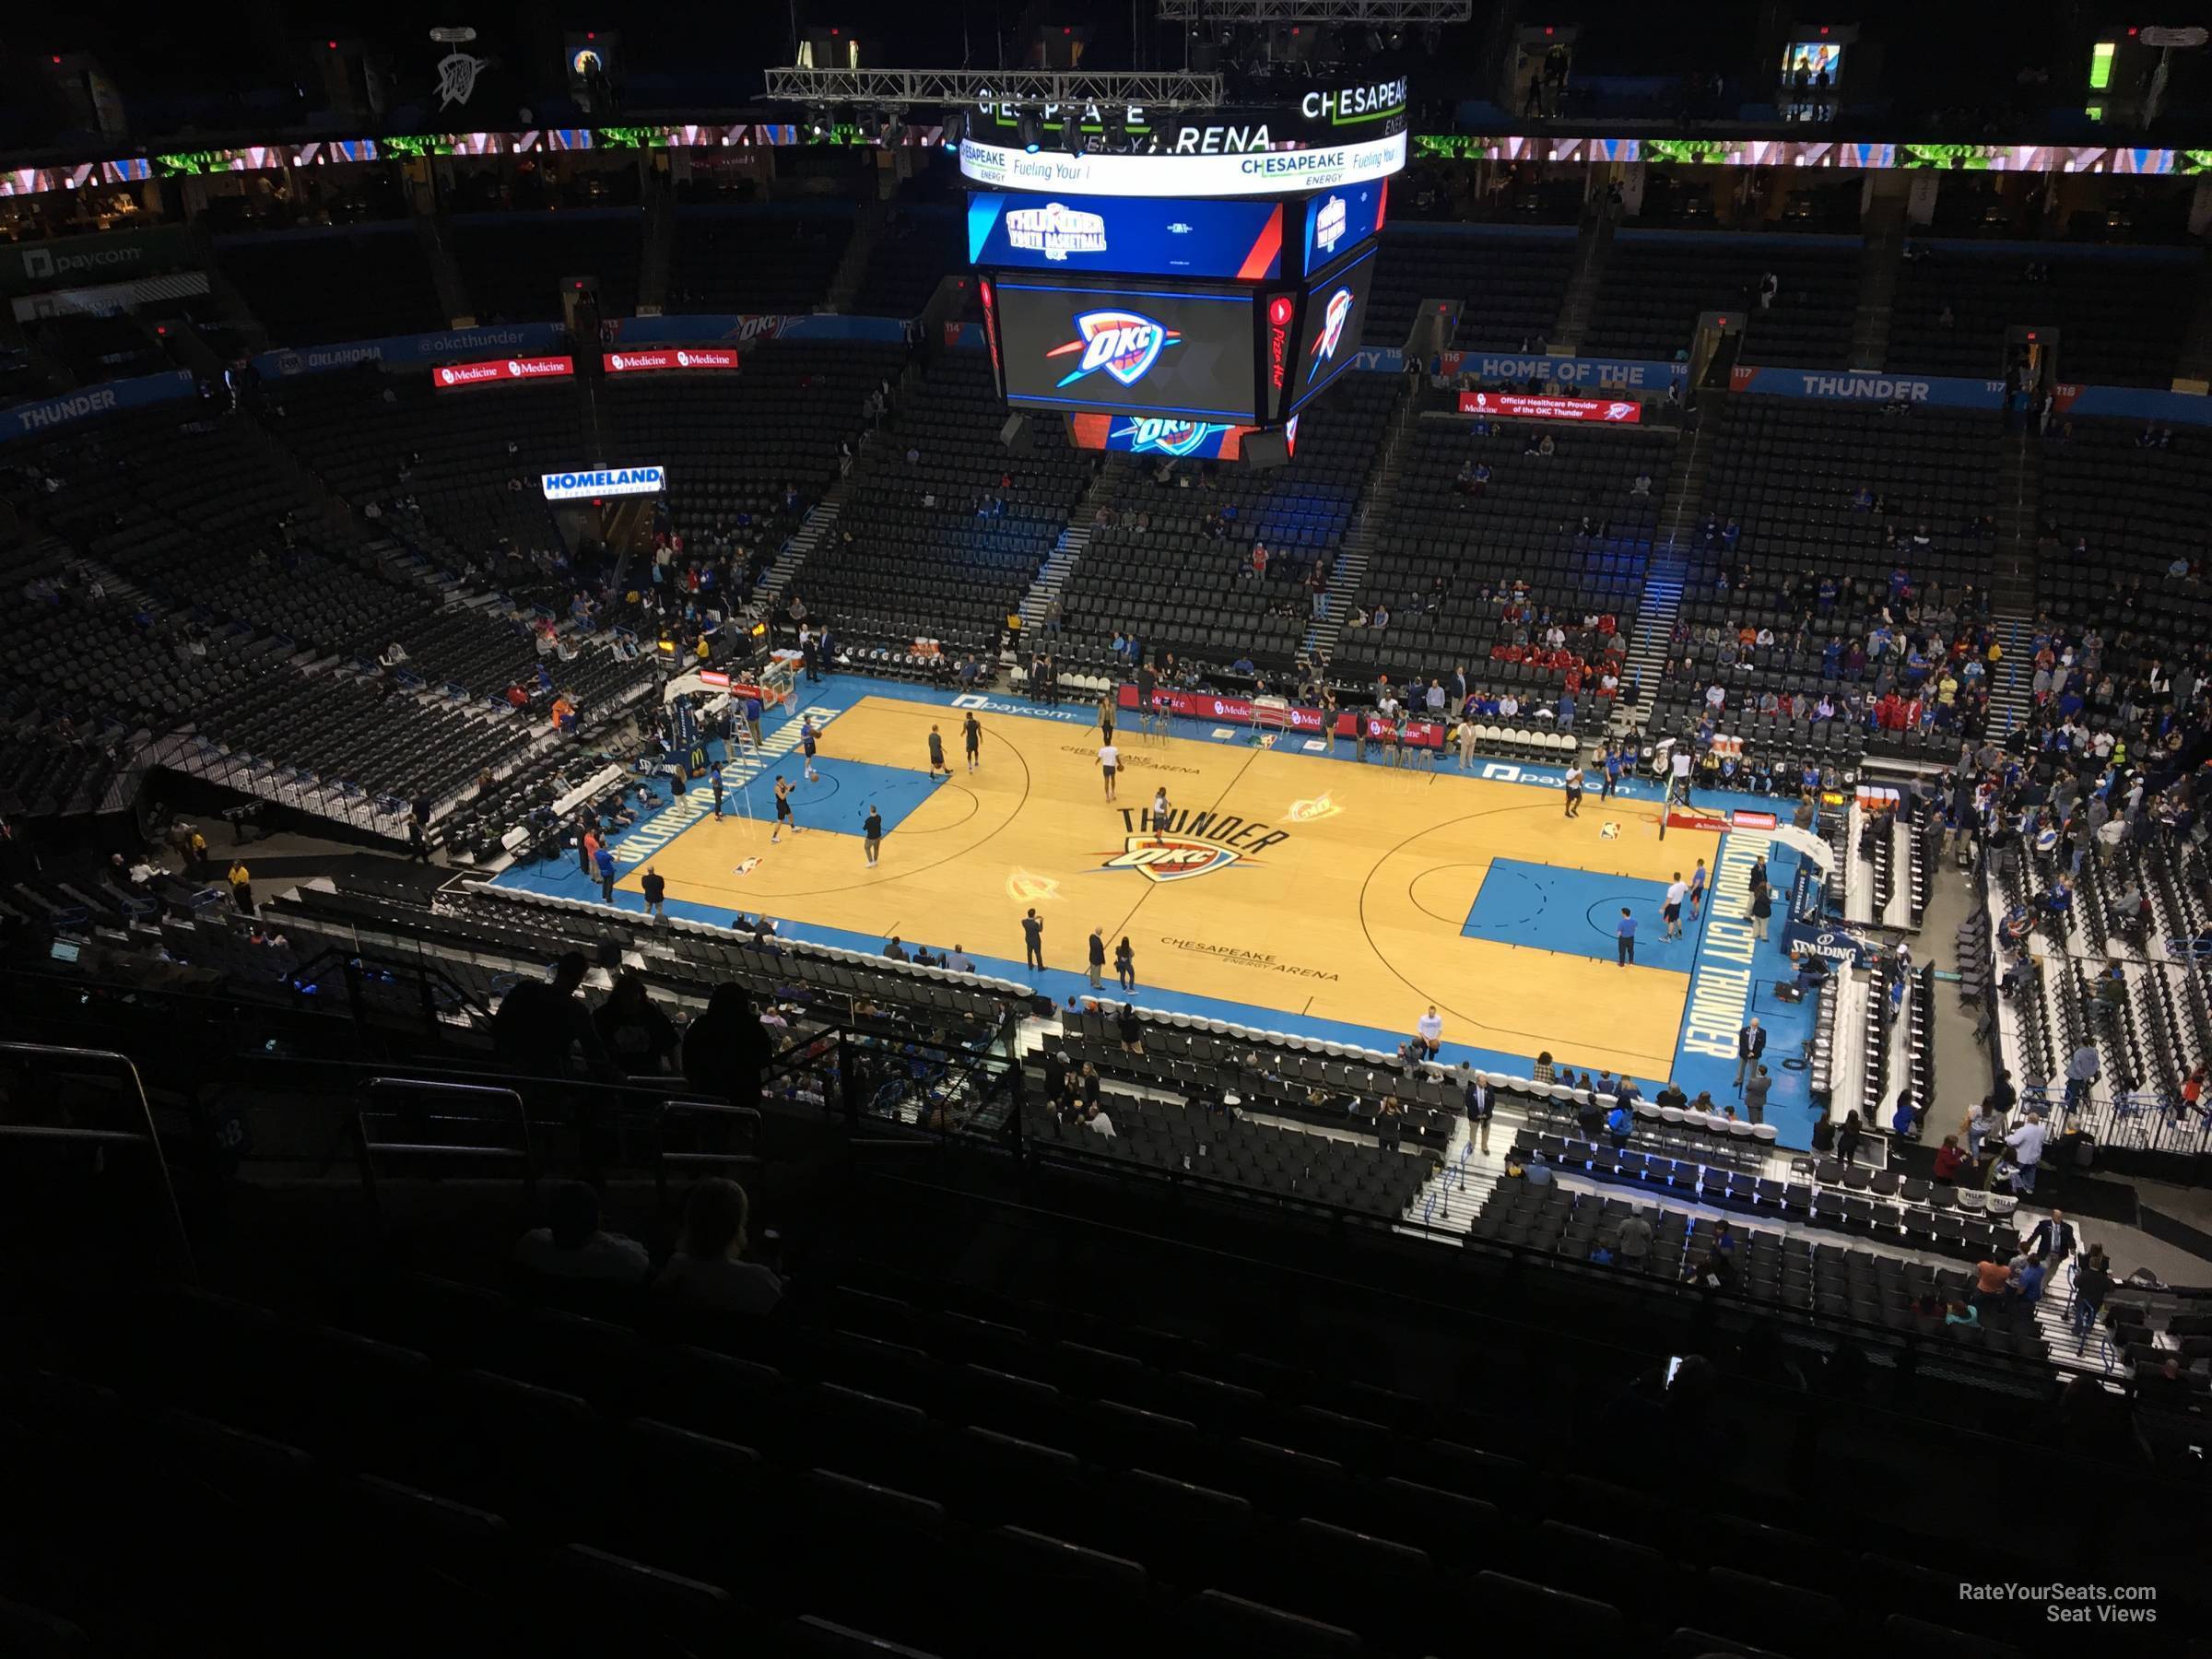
[
  {"left": 541, "top": 465, "right": 666, "bottom": 502},
  {"left": 602, "top": 347, "right": 741, "bottom": 373},
  {"left": 1460, "top": 390, "right": 1643, "bottom": 423},
  {"left": 959, "top": 130, "right": 1406, "bottom": 200},
  {"left": 434, "top": 355, "right": 576, "bottom": 389}
]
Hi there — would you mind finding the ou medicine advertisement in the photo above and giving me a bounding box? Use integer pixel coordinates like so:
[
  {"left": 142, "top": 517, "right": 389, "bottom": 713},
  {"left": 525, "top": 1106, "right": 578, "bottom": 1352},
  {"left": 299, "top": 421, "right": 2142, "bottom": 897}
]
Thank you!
[
  {"left": 1459, "top": 389, "right": 1642, "bottom": 424},
  {"left": 433, "top": 355, "right": 575, "bottom": 389}
]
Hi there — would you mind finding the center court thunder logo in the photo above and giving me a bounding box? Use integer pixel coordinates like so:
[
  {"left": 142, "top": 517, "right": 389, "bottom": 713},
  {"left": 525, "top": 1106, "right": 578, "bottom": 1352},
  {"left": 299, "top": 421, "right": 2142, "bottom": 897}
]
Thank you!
[
  {"left": 1049, "top": 310, "right": 1182, "bottom": 389},
  {"left": 1097, "top": 806, "right": 1290, "bottom": 883}
]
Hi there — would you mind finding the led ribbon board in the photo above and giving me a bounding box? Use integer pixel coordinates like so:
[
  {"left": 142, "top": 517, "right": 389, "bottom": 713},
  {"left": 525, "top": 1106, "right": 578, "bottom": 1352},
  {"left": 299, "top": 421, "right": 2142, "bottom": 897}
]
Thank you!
[{"left": 959, "top": 130, "right": 1406, "bottom": 200}]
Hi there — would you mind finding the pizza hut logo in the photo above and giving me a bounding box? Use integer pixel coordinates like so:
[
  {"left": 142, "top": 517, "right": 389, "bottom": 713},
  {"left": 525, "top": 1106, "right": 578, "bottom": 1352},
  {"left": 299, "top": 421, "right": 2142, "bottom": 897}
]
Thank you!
[
  {"left": 1307, "top": 287, "right": 1353, "bottom": 382},
  {"left": 1005, "top": 202, "right": 1108, "bottom": 262},
  {"left": 1049, "top": 310, "right": 1182, "bottom": 390},
  {"left": 1099, "top": 835, "right": 1245, "bottom": 884}
]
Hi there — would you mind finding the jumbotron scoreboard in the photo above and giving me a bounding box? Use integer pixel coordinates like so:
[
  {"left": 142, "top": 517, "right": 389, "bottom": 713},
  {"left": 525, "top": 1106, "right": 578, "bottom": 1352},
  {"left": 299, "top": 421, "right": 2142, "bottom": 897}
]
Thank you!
[{"left": 962, "top": 78, "right": 1406, "bottom": 462}]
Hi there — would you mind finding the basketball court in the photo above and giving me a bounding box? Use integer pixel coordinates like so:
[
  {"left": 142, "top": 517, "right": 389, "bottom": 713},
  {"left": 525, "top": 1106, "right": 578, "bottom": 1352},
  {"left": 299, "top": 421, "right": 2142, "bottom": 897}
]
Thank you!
[{"left": 495, "top": 677, "right": 1821, "bottom": 1139}]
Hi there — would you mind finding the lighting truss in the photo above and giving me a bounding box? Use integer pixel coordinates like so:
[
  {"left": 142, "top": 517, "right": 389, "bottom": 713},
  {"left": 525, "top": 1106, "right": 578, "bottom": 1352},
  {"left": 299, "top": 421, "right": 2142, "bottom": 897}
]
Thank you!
[
  {"left": 1156, "top": 0, "right": 1471, "bottom": 19},
  {"left": 763, "top": 67, "right": 1226, "bottom": 110}
]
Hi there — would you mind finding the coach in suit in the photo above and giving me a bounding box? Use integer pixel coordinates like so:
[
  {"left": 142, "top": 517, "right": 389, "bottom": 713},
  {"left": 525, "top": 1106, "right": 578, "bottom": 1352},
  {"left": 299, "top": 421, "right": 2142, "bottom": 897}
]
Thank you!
[
  {"left": 2021, "top": 1210, "right": 2076, "bottom": 1263},
  {"left": 1735, "top": 1018, "right": 1767, "bottom": 1090}
]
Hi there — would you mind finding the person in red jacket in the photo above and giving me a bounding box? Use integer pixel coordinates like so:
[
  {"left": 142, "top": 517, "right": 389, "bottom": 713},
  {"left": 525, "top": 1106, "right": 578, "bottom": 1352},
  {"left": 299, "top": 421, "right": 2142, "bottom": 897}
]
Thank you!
[{"left": 1932, "top": 1135, "right": 1966, "bottom": 1184}]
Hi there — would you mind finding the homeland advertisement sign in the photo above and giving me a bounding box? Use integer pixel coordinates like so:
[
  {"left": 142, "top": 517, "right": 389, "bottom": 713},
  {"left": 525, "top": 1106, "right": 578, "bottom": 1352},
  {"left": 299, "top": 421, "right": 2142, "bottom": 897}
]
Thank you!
[
  {"left": 541, "top": 465, "right": 665, "bottom": 502},
  {"left": 0, "top": 227, "right": 197, "bottom": 296},
  {"left": 253, "top": 322, "right": 566, "bottom": 380},
  {"left": 435, "top": 355, "right": 575, "bottom": 389},
  {"left": 1, "top": 368, "right": 197, "bottom": 442},
  {"left": 1459, "top": 390, "right": 1643, "bottom": 423},
  {"left": 1441, "top": 351, "right": 1682, "bottom": 392},
  {"left": 602, "top": 347, "right": 741, "bottom": 373}
]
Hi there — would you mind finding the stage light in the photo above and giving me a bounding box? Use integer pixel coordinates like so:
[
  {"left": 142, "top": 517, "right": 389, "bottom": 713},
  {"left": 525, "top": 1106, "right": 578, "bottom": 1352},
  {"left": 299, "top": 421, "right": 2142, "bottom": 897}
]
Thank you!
[
  {"left": 1018, "top": 110, "right": 1042, "bottom": 151},
  {"left": 943, "top": 111, "right": 965, "bottom": 146},
  {"left": 879, "top": 107, "right": 904, "bottom": 145},
  {"left": 1059, "top": 113, "right": 1084, "bottom": 153}
]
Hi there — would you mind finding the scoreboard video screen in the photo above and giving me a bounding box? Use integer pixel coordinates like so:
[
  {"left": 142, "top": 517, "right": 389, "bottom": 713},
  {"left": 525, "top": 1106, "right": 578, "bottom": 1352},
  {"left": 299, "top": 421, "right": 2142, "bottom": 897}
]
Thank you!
[
  {"left": 989, "top": 277, "right": 1259, "bottom": 423},
  {"left": 1286, "top": 243, "right": 1377, "bottom": 418},
  {"left": 1300, "top": 179, "right": 1385, "bottom": 271},
  {"left": 966, "top": 83, "right": 1405, "bottom": 446}
]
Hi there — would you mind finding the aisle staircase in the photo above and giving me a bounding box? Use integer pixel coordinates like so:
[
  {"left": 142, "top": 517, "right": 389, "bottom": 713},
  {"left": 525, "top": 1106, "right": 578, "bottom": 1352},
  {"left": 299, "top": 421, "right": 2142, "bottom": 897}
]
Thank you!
[
  {"left": 1992, "top": 429, "right": 2041, "bottom": 614},
  {"left": 1655, "top": 418, "right": 1712, "bottom": 554},
  {"left": 1615, "top": 422, "right": 1711, "bottom": 733},
  {"left": 416, "top": 210, "right": 473, "bottom": 327},
  {"left": 1619, "top": 553, "right": 1687, "bottom": 735},
  {"left": 1985, "top": 608, "right": 2036, "bottom": 735},
  {"left": 1548, "top": 211, "right": 1616, "bottom": 353},
  {"left": 1303, "top": 393, "right": 1419, "bottom": 662},
  {"left": 754, "top": 477, "right": 852, "bottom": 615},
  {"left": 825, "top": 199, "right": 889, "bottom": 316},
  {"left": 1017, "top": 465, "right": 1119, "bottom": 634},
  {"left": 634, "top": 168, "right": 676, "bottom": 315},
  {"left": 1848, "top": 201, "right": 1906, "bottom": 371}
]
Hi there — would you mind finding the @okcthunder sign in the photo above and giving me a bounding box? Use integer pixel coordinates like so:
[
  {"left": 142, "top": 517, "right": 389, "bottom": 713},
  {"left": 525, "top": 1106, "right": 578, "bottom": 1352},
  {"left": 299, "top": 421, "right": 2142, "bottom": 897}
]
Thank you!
[{"left": 541, "top": 465, "right": 665, "bottom": 501}]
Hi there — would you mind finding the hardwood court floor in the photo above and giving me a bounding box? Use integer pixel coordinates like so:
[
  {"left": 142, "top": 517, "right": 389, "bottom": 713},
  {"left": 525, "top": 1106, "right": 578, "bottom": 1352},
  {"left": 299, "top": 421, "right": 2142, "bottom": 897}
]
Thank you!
[{"left": 625, "top": 696, "right": 1723, "bottom": 1078}]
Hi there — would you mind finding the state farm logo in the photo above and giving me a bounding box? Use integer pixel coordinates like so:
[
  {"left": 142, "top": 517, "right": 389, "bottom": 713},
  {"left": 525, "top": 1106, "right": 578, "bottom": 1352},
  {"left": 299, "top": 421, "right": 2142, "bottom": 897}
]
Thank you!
[
  {"left": 1097, "top": 806, "right": 1290, "bottom": 884},
  {"left": 1005, "top": 201, "right": 1108, "bottom": 261}
]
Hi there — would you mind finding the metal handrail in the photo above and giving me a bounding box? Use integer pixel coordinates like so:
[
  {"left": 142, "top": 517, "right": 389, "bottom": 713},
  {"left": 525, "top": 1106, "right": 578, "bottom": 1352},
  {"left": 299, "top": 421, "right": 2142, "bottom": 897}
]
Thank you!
[{"left": 0, "top": 1040, "right": 197, "bottom": 1286}]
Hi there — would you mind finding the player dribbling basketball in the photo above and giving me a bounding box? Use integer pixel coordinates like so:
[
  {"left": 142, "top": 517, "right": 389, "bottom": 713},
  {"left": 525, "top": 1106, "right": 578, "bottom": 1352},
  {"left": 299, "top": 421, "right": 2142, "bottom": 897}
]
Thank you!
[{"left": 771, "top": 775, "right": 801, "bottom": 843}]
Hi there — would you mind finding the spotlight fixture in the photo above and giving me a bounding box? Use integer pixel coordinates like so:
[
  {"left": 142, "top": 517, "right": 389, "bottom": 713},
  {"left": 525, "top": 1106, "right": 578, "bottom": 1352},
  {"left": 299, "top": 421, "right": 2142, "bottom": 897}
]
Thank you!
[
  {"left": 1018, "top": 110, "right": 1042, "bottom": 152},
  {"left": 1059, "top": 112, "right": 1084, "bottom": 153},
  {"left": 942, "top": 110, "right": 965, "bottom": 146}
]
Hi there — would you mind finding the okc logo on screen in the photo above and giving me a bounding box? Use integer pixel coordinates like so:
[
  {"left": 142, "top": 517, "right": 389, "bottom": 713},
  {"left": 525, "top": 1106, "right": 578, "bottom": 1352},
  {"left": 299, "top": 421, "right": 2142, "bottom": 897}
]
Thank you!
[
  {"left": 1306, "top": 287, "right": 1353, "bottom": 382},
  {"left": 1111, "top": 418, "right": 1221, "bottom": 457},
  {"left": 1049, "top": 310, "right": 1182, "bottom": 389}
]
